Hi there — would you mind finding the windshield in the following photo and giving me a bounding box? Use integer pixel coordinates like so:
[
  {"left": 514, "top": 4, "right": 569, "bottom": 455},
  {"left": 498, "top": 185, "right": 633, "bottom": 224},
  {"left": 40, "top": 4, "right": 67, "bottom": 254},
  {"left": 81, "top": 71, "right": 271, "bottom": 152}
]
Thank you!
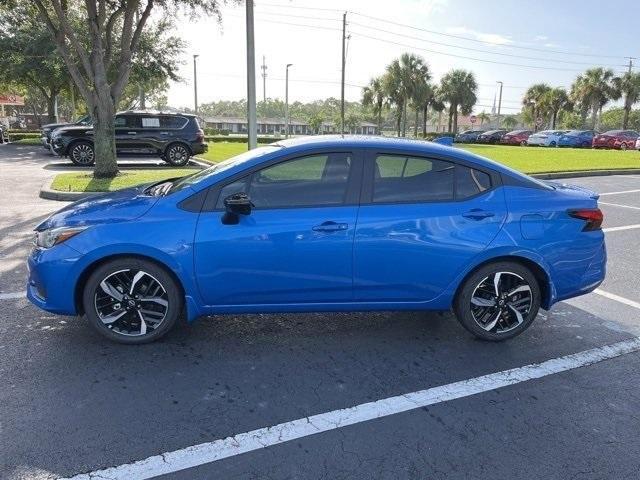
[{"left": 169, "top": 145, "right": 281, "bottom": 193}]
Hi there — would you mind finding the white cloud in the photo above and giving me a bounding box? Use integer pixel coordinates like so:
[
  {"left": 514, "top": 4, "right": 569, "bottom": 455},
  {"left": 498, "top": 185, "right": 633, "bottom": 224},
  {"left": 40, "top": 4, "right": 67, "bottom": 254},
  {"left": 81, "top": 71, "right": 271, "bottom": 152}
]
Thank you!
[
  {"left": 534, "top": 35, "right": 548, "bottom": 41},
  {"left": 446, "top": 26, "right": 512, "bottom": 45}
]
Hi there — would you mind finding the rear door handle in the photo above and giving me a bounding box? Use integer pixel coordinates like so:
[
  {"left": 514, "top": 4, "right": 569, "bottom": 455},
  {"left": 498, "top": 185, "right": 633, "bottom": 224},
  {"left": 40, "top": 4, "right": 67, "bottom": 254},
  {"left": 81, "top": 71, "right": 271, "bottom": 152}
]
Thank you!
[
  {"left": 312, "top": 221, "right": 348, "bottom": 232},
  {"left": 462, "top": 209, "right": 495, "bottom": 220}
]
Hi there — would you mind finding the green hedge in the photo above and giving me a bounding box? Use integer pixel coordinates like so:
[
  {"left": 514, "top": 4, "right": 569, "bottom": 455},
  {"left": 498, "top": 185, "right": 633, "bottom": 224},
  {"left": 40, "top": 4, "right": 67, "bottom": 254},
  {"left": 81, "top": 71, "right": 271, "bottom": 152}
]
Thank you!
[
  {"left": 7, "top": 132, "right": 41, "bottom": 140},
  {"left": 204, "top": 135, "right": 282, "bottom": 144}
]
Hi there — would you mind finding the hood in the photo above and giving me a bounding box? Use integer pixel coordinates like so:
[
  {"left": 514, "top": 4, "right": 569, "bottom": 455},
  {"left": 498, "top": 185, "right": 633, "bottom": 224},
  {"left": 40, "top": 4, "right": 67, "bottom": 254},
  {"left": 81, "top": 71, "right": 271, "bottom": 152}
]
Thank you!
[
  {"left": 42, "top": 122, "right": 74, "bottom": 131},
  {"left": 36, "top": 185, "right": 159, "bottom": 231},
  {"left": 54, "top": 125, "right": 93, "bottom": 135}
]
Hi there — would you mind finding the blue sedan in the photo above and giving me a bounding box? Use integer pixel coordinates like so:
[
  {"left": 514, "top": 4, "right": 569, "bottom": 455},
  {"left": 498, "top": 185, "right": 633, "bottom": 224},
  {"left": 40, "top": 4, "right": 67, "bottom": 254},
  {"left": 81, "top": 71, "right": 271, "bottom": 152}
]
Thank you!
[
  {"left": 558, "top": 130, "right": 597, "bottom": 148},
  {"left": 27, "top": 136, "right": 606, "bottom": 344}
]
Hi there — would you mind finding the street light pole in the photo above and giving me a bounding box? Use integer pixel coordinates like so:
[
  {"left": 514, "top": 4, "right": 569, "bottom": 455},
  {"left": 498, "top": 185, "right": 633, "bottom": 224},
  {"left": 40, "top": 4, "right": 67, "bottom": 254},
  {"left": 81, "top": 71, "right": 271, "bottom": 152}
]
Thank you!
[
  {"left": 496, "top": 81, "right": 503, "bottom": 127},
  {"left": 246, "top": 0, "right": 257, "bottom": 150},
  {"left": 285, "top": 63, "right": 293, "bottom": 138},
  {"left": 340, "top": 11, "right": 347, "bottom": 135},
  {"left": 193, "top": 55, "right": 199, "bottom": 115}
]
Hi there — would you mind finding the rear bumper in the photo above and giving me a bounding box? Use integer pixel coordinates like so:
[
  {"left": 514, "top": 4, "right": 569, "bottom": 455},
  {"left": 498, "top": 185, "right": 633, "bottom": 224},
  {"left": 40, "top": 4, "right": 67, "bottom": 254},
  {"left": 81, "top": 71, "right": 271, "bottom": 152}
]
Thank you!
[
  {"left": 191, "top": 142, "right": 208, "bottom": 155},
  {"left": 553, "top": 240, "right": 607, "bottom": 305}
]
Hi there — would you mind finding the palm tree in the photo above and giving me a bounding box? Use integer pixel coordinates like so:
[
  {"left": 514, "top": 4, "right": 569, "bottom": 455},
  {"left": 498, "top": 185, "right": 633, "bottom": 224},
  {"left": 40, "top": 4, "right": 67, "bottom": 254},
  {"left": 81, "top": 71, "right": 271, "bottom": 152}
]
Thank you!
[
  {"left": 612, "top": 72, "right": 640, "bottom": 129},
  {"left": 439, "top": 69, "right": 478, "bottom": 133},
  {"left": 362, "top": 77, "right": 386, "bottom": 134},
  {"left": 477, "top": 111, "right": 490, "bottom": 126},
  {"left": 522, "top": 83, "right": 551, "bottom": 130},
  {"left": 384, "top": 53, "right": 429, "bottom": 136},
  {"left": 570, "top": 68, "right": 617, "bottom": 129},
  {"left": 540, "top": 87, "right": 571, "bottom": 129},
  {"left": 411, "top": 79, "right": 433, "bottom": 137},
  {"left": 382, "top": 69, "right": 403, "bottom": 136},
  {"left": 501, "top": 115, "right": 518, "bottom": 130}
]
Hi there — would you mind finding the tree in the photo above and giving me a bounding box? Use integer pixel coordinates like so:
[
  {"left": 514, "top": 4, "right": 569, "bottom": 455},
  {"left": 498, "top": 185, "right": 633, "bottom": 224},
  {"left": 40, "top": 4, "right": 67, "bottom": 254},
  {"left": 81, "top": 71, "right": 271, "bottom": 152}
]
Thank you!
[
  {"left": 570, "top": 68, "right": 617, "bottom": 130},
  {"left": 362, "top": 77, "right": 386, "bottom": 134},
  {"left": 612, "top": 72, "right": 640, "bottom": 129},
  {"left": 28, "top": 0, "right": 229, "bottom": 178},
  {"left": 540, "top": 87, "right": 571, "bottom": 129},
  {"left": 522, "top": 83, "right": 551, "bottom": 130},
  {"left": 0, "top": 4, "right": 70, "bottom": 123},
  {"left": 345, "top": 112, "right": 361, "bottom": 134},
  {"left": 439, "top": 69, "right": 477, "bottom": 133},
  {"left": 411, "top": 78, "right": 433, "bottom": 138},
  {"left": 501, "top": 115, "right": 517, "bottom": 130},
  {"left": 477, "top": 111, "right": 490, "bottom": 126},
  {"left": 308, "top": 112, "right": 324, "bottom": 134}
]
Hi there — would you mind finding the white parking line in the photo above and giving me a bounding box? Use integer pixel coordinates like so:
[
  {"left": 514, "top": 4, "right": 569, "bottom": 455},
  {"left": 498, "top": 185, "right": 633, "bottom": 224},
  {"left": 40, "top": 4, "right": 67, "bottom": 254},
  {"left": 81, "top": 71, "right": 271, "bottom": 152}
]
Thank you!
[
  {"left": 599, "top": 189, "right": 640, "bottom": 196},
  {"left": 603, "top": 224, "right": 640, "bottom": 233},
  {"left": 599, "top": 201, "right": 640, "bottom": 211},
  {"left": 59, "top": 337, "right": 640, "bottom": 480},
  {"left": 0, "top": 291, "right": 25, "bottom": 300},
  {"left": 594, "top": 289, "right": 640, "bottom": 311}
]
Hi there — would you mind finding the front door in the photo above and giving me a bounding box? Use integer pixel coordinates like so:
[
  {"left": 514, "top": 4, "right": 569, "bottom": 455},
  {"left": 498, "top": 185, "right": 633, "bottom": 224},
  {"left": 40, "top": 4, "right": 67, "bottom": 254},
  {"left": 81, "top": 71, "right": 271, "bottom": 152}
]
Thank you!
[
  {"left": 354, "top": 152, "right": 507, "bottom": 302},
  {"left": 114, "top": 114, "right": 141, "bottom": 152},
  {"left": 194, "top": 151, "right": 362, "bottom": 306}
]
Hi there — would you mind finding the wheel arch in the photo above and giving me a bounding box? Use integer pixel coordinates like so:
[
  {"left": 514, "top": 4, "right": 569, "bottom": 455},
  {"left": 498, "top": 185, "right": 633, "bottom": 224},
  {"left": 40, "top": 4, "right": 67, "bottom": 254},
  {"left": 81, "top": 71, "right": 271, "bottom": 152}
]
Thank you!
[
  {"left": 453, "top": 255, "right": 552, "bottom": 310},
  {"left": 74, "top": 253, "right": 186, "bottom": 315}
]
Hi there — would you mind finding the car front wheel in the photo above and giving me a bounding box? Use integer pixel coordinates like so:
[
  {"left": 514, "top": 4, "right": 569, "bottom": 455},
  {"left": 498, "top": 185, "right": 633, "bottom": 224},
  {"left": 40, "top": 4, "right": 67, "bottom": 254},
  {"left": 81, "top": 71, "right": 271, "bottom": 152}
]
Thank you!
[
  {"left": 164, "top": 143, "right": 191, "bottom": 166},
  {"left": 69, "top": 141, "right": 95, "bottom": 166},
  {"left": 82, "top": 258, "right": 183, "bottom": 344},
  {"left": 454, "top": 262, "right": 541, "bottom": 341}
]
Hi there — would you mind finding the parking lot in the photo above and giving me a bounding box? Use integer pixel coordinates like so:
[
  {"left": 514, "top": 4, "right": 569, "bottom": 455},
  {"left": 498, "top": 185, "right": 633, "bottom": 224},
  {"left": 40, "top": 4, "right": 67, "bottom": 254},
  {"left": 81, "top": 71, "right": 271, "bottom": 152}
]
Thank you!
[{"left": 2, "top": 143, "right": 640, "bottom": 480}]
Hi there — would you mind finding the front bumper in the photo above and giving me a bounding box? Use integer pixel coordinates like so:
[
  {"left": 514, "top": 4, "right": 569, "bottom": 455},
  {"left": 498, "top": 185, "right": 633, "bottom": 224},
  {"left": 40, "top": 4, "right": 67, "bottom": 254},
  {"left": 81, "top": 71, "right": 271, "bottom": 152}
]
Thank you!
[{"left": 27, "top": 244, "right": 84, "bottom": 316}]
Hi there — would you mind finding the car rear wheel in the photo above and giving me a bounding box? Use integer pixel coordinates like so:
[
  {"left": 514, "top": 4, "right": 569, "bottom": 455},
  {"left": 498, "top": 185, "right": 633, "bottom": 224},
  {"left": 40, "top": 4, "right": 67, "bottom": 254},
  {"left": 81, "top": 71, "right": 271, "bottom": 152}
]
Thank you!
[
  {"left": 164, "top": 143, "right": 191, "bottom": 166},
  {"left": 620, "top": 142, "right": 628, "bottom": 151},
  {"left": 520, "top": 140, "right": 527, "bottom": 146},
  {"left": 69, "top": 141, "right": 95, "bottom": 166},
  {"left": 549, "top": 141, "right": 557, "bottom": 147},
  {"left": 82, "top": 258, "right": 183, "bottom": 344},
  {"left": 454, "top": 262, "right": 541, "bottom": 341}
]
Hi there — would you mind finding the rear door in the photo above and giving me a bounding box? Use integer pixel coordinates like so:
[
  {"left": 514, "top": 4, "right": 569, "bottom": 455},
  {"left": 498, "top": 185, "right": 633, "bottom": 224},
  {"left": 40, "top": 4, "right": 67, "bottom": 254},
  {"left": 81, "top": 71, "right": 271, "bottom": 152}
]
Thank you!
[{"left": 353, "top": 151, "right": 507, "bottom": 302}]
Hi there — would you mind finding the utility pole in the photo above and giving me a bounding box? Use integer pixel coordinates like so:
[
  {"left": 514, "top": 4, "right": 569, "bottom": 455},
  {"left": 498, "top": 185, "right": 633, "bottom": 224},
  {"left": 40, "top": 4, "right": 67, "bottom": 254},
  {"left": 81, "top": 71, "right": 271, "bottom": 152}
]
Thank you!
[
  {"left": 246, "top": 0, "right": 257, "bottom": 150},
  {"left": 496, "top": 81, "right": 503, "bottom": 127},
  {"left": 340, "top": 11, "right": 347, "bottom": 135},
  {"left": 285, "top": 63, "right": 293, "bottom": 138},
  {"left": 193, "top": 54, "right": 199, "bottom": 115},
  {"left": 261, "top": 55, "right": 268, "bottom": 103},
  {"left": 627, "top": 57, "right": 635, "bottom": 74}
]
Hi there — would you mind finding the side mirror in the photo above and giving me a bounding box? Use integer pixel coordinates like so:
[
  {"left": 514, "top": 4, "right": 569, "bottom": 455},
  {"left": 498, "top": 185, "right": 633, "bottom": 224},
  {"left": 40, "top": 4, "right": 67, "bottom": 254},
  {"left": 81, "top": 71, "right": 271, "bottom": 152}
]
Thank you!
[{"left": 222, "top": 192, "right": 252, "bottom": 224}]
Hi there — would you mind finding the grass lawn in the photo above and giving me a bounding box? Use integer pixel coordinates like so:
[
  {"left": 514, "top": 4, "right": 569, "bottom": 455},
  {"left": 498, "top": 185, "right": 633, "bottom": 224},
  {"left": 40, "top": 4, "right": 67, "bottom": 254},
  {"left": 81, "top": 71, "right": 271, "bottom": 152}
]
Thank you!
[
  {"left": 51, "top": 169, "right": 196, "bottom": 192},
  {"left": 199, "top": 140, "right": 640, "bottom": 174}
]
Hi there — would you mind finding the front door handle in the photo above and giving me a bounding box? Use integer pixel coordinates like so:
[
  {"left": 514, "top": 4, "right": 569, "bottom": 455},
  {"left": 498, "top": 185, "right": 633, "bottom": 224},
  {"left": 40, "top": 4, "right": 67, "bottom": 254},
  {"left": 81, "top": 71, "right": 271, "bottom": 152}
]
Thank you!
[
  {"left": 127, "top": 131, "right": 137, "bottom": 135},
  {"left": 312, "top": 221, "right": 348, "bottom": 232},
  {"left": 462, "top": 209, "right": 495, "bottom": 220}
]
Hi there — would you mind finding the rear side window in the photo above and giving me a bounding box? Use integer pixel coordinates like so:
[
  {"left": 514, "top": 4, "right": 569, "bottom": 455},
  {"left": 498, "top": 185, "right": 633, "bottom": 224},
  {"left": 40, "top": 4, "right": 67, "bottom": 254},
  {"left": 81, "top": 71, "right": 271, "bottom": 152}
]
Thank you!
[
  {"left": 456, "top": 166, "right": 491, "bottom": 199},
  {"left": 216, "top": 153, "right": 352, "bottom": 209},
  {"left": 160, "top": 116, "right": 188, "bottom": 129},
  {"left": 141, "top": 117, "right": 161, "bottom": 128},
  {"left": 372, "top": 155, "right": 454, "bottom": 203}
]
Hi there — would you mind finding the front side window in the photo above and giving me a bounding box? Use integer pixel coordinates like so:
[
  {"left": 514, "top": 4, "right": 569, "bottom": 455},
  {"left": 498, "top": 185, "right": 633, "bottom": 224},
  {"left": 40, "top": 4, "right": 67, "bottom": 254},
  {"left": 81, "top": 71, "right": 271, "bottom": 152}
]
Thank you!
[
  {"left": 216, "top": 153, "right": 352, "bottom": 209},
  {"left": 373, "top": 155, "right": 454, "bottom": 203}
]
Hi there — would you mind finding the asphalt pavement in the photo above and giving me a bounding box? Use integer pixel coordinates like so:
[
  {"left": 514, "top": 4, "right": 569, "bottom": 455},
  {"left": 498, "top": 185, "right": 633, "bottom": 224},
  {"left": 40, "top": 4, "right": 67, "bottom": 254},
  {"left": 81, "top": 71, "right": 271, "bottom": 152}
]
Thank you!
[{"left": 1, "top": 144, "right": 640, "bottom": 480}]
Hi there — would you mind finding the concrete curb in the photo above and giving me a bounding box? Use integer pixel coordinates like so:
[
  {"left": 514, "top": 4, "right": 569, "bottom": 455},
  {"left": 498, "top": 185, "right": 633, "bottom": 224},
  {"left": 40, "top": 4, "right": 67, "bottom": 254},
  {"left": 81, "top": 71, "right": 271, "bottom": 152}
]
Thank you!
[
  {"left": 39, "top": 178, "right": 103, "bottom": 201},
  {"left": 531, "top": 169, "right": 640, "bottom": 180}
]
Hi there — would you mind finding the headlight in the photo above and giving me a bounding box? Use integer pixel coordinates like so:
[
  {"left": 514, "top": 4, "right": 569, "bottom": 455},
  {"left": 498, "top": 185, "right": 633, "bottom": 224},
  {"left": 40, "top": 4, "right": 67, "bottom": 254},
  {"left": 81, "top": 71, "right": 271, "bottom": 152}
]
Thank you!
[{"left": 34, "top": 226, "right": 87, "bottom": 249}]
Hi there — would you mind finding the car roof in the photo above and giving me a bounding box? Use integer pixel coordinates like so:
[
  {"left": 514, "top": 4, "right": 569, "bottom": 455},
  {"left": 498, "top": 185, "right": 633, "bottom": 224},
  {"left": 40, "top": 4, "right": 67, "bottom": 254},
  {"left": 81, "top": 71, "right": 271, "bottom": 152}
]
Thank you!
[{"left": 116, "top": 110, "right": 195, "bottom": 117}]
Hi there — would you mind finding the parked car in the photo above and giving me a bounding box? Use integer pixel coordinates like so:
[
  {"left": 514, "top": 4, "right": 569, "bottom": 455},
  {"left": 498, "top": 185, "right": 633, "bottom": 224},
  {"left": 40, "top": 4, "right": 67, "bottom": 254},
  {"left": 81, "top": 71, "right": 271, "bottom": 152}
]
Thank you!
[
  {"left": 0, "top": 123, "right": 6, "bottom": 144},
  {"left": 27, "top": 136, "right": 606, "bottom": 344},
  {"left": 592, "top": 130, "right": 640, "bottom": 150},
  {"left": 499, "top": 130, "right": 533, "bottom": 146},
  {"left": 558, "top": 130, "right": 597, "bottom": 148},
  {"left": 526, "top": 130, "right": 567, "bottom": 147},
  {"left": 49, "top": 111, "right": 207, "bottom": 166},
  {"left": 455, "top": 130, "right": 485, "bottom": 143},
  {"left": 41, "top": 115, "right": 92, "bottom": 150},
  {"left": 635, "top": 137, "right": 640, "bottom": 150},
  {"left": 476, "top": 129, "right": 507, "bottom": 144}
]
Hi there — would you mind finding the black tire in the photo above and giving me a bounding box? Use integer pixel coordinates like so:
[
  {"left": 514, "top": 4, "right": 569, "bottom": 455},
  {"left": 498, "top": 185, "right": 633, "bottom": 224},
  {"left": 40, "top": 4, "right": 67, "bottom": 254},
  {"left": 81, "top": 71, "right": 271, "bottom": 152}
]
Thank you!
[
  {"left": 549, "top": 141, "right": 557, "bottom": 147},
  {"left": 454, "top": 261, "right": 541, "bottom": 341},
  {"left": 69, "top": 141, "right": 95, "bottom": 166},
  {"left": 620, "top": 142, "right": 627, "bottom": 151},
  {"left": 82, "top": 257, "right": 183, "bottom": 344},
  {"left": 164, "top": 143, "right": 191, "bottom": 166}
]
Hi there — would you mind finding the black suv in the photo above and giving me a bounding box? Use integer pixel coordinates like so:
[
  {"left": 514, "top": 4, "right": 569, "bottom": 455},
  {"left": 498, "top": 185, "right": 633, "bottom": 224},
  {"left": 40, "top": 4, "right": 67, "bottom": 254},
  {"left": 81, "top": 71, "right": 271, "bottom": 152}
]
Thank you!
[
  {"left": 50, "top": 111, "right": 207, "bottom": 166},
  {"left": 41, "top": 114, "right": 92, "bottom": 150}
]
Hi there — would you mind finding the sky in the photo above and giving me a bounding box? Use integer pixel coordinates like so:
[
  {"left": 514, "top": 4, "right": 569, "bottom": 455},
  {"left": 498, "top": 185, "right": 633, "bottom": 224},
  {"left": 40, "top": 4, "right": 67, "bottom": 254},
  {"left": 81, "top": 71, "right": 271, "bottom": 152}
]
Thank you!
[{"left": 166, "top": 0, "right": 640, "bottom": 114}]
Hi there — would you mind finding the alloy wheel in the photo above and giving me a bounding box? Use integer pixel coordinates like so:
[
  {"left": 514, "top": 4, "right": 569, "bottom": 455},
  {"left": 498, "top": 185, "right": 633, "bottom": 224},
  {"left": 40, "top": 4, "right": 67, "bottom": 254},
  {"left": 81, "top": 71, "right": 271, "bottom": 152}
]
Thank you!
[
  {"left": 94, "top": 268, "right": 169, "bottom": 337},
  {"left": 72, "top": 144, "right": 94, "bottom": 165},
  {"left": 469, "top": 271, "right": 533, "bottom": 334},
  {"left": 168, "top": 145, "right": 189, "bottom": 165}
]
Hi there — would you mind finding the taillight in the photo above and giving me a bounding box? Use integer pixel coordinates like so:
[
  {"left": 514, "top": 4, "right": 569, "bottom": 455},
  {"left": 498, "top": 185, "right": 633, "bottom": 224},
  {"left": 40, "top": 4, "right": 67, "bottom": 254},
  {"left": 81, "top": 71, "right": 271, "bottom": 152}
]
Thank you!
[
  {"left": 569, "top": 208, "right": 603, "bottom": 231},
  {"left": 196, "top": 129, "right": 204, "bottom": 142}
]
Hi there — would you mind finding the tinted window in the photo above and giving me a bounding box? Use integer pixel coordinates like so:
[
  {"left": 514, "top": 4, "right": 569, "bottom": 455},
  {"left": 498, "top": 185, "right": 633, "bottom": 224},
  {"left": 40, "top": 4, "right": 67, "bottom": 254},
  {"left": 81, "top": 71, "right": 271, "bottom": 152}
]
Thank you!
[
  {"left": 456, "top": 166, "right": 491, "bottom": 199},
  {"left": 218, "top": 153, "right": 352, "bottom": 209},
  {"left": 160, "top": 116, "right": 188, "bottom": 129},
  {"left": 373, "top": 155, "right": 454, "bottom": 203},
  {"left": 114, "top": 115, "right": 140, "bottom": 128}
]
